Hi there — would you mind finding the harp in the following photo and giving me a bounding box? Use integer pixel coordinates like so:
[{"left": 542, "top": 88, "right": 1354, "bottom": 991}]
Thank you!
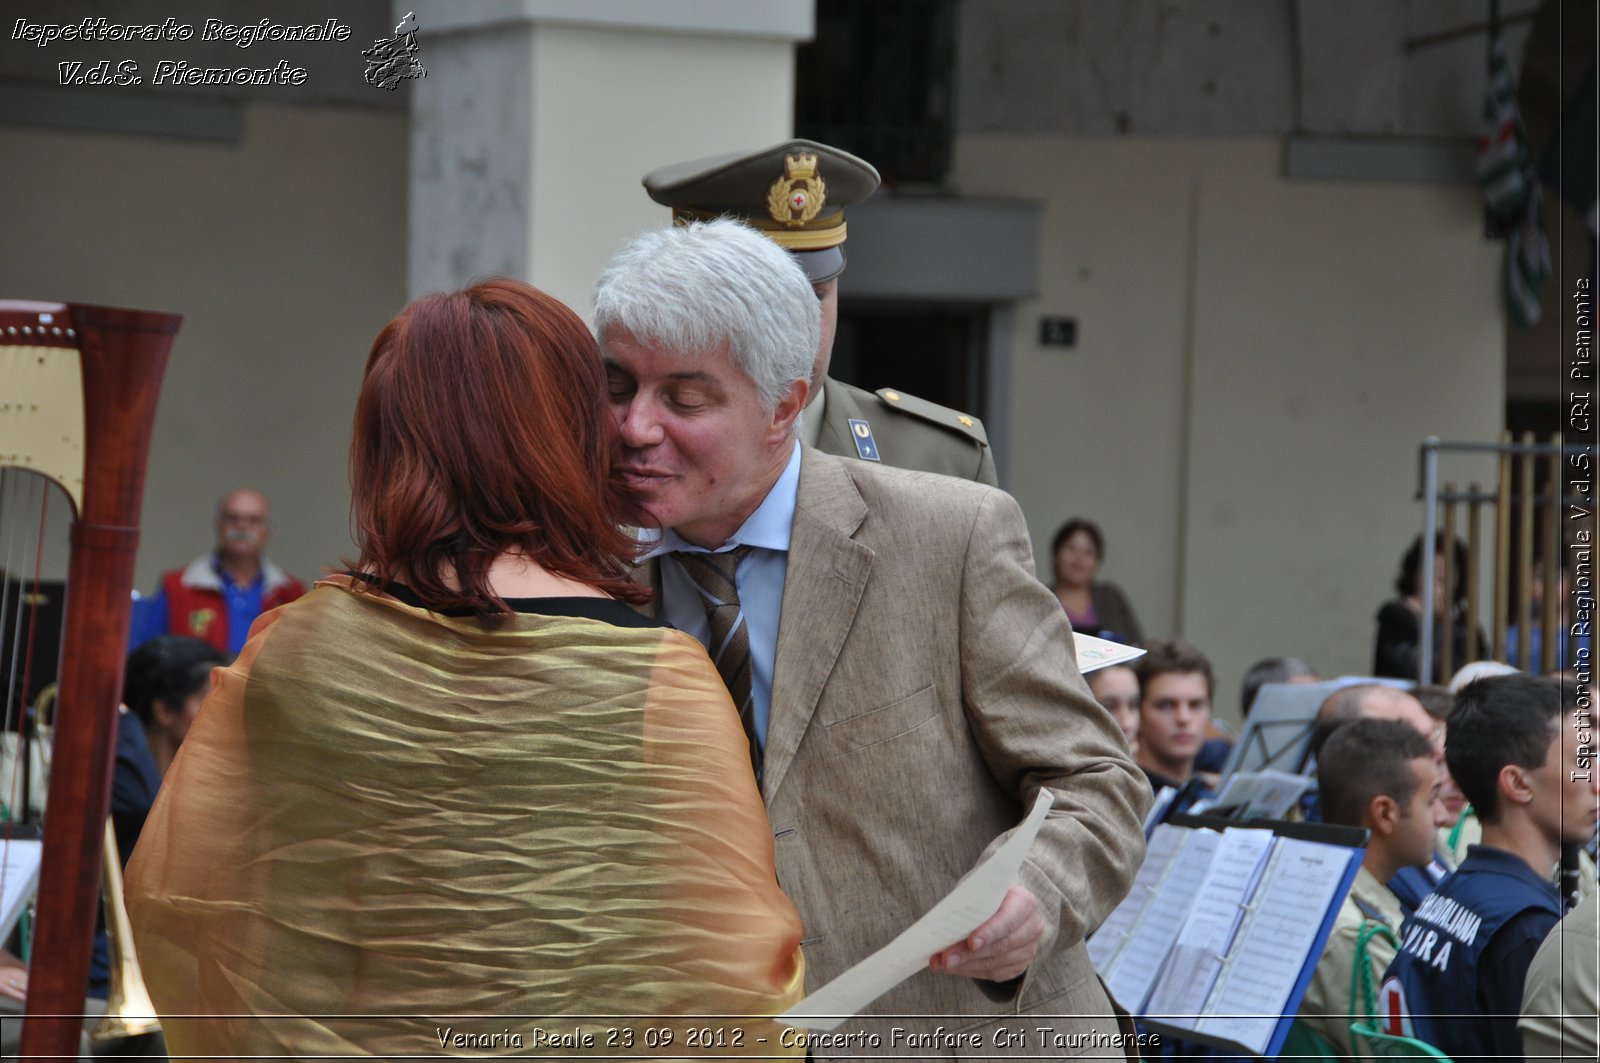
[{"left": 0, "top": 300, "right": 175, "bottom": 1059}]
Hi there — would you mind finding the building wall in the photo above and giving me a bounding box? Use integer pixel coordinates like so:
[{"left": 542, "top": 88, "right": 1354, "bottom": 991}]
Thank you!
[
  {"left": 955, "top": 0, "right": 1525, "bottom": 139},
  {"left": 1, "top": 1, "right": 802, "bottom": 599},
  {"left": 407, "top": 0, "right": 806, "bottom": 307},
  {"left": 0, "top": 104, "right": 408, "bottom": 591},
  {"left": 0, "top": 1, "right": 1523, "bottom": 719},
  {"left": 951, "top": 135, "right": 1504, "bottom": 714},
  {"left": 525, "top": 23, "right": 797, "bottom": 315}
]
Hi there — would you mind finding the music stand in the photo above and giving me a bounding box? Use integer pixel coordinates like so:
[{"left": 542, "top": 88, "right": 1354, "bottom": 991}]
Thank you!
[
  {"left": 1218, "top": 676, "right": 1412, "bottom": 781},
  {"left": 1115, "top": 813, "right": 1370, "bottom": 1059}
]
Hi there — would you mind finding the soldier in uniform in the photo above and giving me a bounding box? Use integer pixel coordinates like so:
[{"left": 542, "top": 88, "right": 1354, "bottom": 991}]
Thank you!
[
  {"left": 1295, "top": 719, "right": 1441, "bottom": 1057},
  {"left": 642, "top": 139, "right": 997, "bottom": 486}
]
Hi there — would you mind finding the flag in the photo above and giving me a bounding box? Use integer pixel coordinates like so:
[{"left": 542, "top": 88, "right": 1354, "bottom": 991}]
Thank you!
[{"left": 1476, "top": 31, "right": 1550, "bottom": 327}]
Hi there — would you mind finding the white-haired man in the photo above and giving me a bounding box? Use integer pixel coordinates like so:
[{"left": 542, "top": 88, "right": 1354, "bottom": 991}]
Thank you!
[{"left": 596, "top": 218, "right": 1149, "bottom": 1051}]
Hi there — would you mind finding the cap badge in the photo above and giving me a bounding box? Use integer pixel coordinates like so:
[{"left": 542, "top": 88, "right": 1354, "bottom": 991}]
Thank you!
[{"left": 766, "top": 153, "right": 827, "bottom": 228}]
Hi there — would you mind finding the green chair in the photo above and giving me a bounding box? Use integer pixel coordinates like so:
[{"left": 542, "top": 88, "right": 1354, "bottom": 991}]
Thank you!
[
  {"left": 1278, "top": 1019, "right": 1340, "bottom": 1059},
  {"left": 1349, "top": 1021, "right": 1454, "bottom": 1060},
  {"left": 1348, "top": 922, "right": 1454, "bottom": 1060}
]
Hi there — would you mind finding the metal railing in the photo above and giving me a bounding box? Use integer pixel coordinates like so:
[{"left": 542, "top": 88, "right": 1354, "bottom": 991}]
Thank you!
[{"left": 1417, "top": 434, "right": 1592, "bottom": 683}]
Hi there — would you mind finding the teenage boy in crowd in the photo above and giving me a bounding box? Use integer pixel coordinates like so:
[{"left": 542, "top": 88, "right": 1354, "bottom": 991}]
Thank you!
[
  {"left": 1380, "top": 674, "right": 1600, "bottom": 1060},
  {"left": 1133, "top": 638, "right": 1215, "bottom": 812}
]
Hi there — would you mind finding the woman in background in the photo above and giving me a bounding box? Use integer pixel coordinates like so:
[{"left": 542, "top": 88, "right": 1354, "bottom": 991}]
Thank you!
[
  {"left": 126, "top": 279, "right": 803, "bottom": 1057},
  {"left": 1373, "top": 534, "right": 1487, "bottom": 683},
  {"left": 1049, "top": 518, "right": 1144, "bottom": 645}
]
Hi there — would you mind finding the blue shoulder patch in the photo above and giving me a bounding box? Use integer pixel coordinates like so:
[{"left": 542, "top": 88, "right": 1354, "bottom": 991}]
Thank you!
[{"left": 847, "top": 418, "right": 881, "bottom": 462}]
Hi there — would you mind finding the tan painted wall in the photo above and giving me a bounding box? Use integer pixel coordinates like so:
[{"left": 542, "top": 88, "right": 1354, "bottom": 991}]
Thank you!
[
  {"left": 952, "top": 136, "right": 1505, "bottom": 717},
  {"left": 527, "top": 23, "right": 796, "bottom": 317},
  {"left": 2, "top": 112, "right": 1508, "bottom": 722},
  {"left": 1, "top": 18, "right": 798, "bottom": 599},
  {"left": 0, "top": 104, "right": 408, "bottom": 591}
]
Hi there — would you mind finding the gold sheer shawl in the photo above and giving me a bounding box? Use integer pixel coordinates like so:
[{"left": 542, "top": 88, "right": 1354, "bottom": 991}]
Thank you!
[{"left": 125, "top": 577, "right": 804, "bottom": 1059}]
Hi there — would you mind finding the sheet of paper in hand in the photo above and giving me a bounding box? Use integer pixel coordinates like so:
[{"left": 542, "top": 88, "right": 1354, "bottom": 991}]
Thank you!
[
  {"left": 778, "top": 788, "right": 1055, "bottom": 1031},
  {"left": 1073, "top": 632, "right": 1145, "bottom": 674}
]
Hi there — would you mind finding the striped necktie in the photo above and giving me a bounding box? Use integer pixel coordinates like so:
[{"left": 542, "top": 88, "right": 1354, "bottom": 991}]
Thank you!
[{"left": 675, "top": 545, "right": 761, "bottom": 777}]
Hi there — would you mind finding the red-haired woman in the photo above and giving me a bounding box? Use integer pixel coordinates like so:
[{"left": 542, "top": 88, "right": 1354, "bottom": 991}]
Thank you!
[{"left": 127, "top": 280, "right": 804, "bottom": 1056}]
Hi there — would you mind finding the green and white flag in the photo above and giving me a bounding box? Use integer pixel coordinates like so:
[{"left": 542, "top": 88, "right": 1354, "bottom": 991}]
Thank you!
[{"left": 1476, "top": 31, "right": 1550, "bottom": 328}]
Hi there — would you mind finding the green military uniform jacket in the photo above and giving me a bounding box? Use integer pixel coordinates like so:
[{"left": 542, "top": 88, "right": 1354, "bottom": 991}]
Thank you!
[
  {"left": 808, "top": 376, "right": 997, "bottom": 486},
  {"left": 1297, "top": 865, "right": 1405, "bottom": 1057}
]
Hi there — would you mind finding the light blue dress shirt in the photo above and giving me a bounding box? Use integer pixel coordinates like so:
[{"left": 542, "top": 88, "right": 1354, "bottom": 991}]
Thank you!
[{"left": 639, "top": 441, "right": 800, "bottom": 751}]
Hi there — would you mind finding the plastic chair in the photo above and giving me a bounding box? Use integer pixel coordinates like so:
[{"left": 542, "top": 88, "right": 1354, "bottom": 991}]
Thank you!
[{"left": 1349, "top": 1022, "right": 1453, "bottom": 1060}]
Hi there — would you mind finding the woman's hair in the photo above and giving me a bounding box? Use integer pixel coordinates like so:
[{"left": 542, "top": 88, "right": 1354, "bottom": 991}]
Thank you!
[
  {"left": 349, "top": 278, "right": 648, "bottom": 615},
  {"left": 1395, "top": 532, "right": 1469, "bottom": 600},
  {"left": 1050, "top": 518, "right": 1105, "bottom": 585},
  {"left": 1051, "top": 518, "right": 1105, "bottom": 562},
  {"left": 124, "top": 636, "right": 227, "bottom": 727}
]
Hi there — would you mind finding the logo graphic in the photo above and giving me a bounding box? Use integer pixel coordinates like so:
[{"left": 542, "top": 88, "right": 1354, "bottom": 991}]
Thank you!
[
  {"left": 765, "top": 153, "right": 826, "bottom": 227},
  {"left": 363, "top": 11, "right": 425, "bottom": 91}
]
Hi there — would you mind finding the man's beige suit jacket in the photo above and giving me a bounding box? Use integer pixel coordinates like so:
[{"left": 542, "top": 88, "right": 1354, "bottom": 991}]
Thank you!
[{"left": 649, "top": 447, "right": 1149, "bottom": 1056}]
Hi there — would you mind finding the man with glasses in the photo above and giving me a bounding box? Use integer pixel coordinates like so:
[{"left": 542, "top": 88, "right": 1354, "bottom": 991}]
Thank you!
[{"left": 133, "top": 489, "right": 305, "bottom": 656}]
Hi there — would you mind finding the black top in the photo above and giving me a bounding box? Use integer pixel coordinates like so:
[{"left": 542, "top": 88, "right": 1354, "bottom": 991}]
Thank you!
[
  {"left": 347, "top": 572, "right": 660, "bottom": 628},
  {"left": 1088, "top": 581, "right": 1145, "bottom": 646},
  {"left": 1142, "top": 766, "right": 1211, "bottom": 818},
  {"left": 1373, "top": 599, "right": 1486, "bottom": 683}
]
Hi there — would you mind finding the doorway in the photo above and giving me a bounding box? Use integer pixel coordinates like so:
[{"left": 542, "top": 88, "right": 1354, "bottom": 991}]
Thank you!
[{"left": 830, "top": 299, "right": 990, "bottom": 419}]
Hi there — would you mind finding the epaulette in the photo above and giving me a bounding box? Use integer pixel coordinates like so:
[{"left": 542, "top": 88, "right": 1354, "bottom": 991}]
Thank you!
[
  {"left": 872, "top": 387, "right": 989, "bottom": 446},
  {"left": 1349, "top": 895, "right": 1392, "bottom": 927}
]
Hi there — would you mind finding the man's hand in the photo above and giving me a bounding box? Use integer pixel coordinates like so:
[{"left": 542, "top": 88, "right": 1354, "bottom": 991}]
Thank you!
[{"left": 927, "top": 884, "right": 1042, "bottom": 982}]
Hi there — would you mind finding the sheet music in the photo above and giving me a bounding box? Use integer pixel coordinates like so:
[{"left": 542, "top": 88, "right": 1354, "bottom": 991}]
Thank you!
[
  {"left": 1088, "top": 823, "right": 1187, "bottom": 971},
  {"left": 1142, "top": 785, "right": 1178, "bottom": 834},
  {"left": 0, "top": 838, "right": 42, "bottom": 941},
  {"left": 779, "top": 789, "right": 1053, "bottom": 1030},
  {"left": 1204, "top": 769, "right": 1313, "bottom": 820},
  {"left": 1220, "top": 679, "right": 1354, "bottom": 778},
  {"left": 1105, "top": 828, "right": 1221, "bottom": 1012},
  {"left": 1196, "top": 837, "right": 1355, "bottom": 1054},
  {"left": 1143, "top": 827, "right": 1274, "bottom": 1020}
]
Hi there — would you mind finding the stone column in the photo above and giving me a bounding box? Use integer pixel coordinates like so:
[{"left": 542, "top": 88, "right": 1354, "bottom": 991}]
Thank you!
[{"left": 404, "top": 0, "right": 811, "bottom": 314}]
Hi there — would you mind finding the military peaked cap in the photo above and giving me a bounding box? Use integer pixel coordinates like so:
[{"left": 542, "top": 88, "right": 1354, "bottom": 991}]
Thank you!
[{"left": 642, "top": 139, "right": 880, "bottom": 282}]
